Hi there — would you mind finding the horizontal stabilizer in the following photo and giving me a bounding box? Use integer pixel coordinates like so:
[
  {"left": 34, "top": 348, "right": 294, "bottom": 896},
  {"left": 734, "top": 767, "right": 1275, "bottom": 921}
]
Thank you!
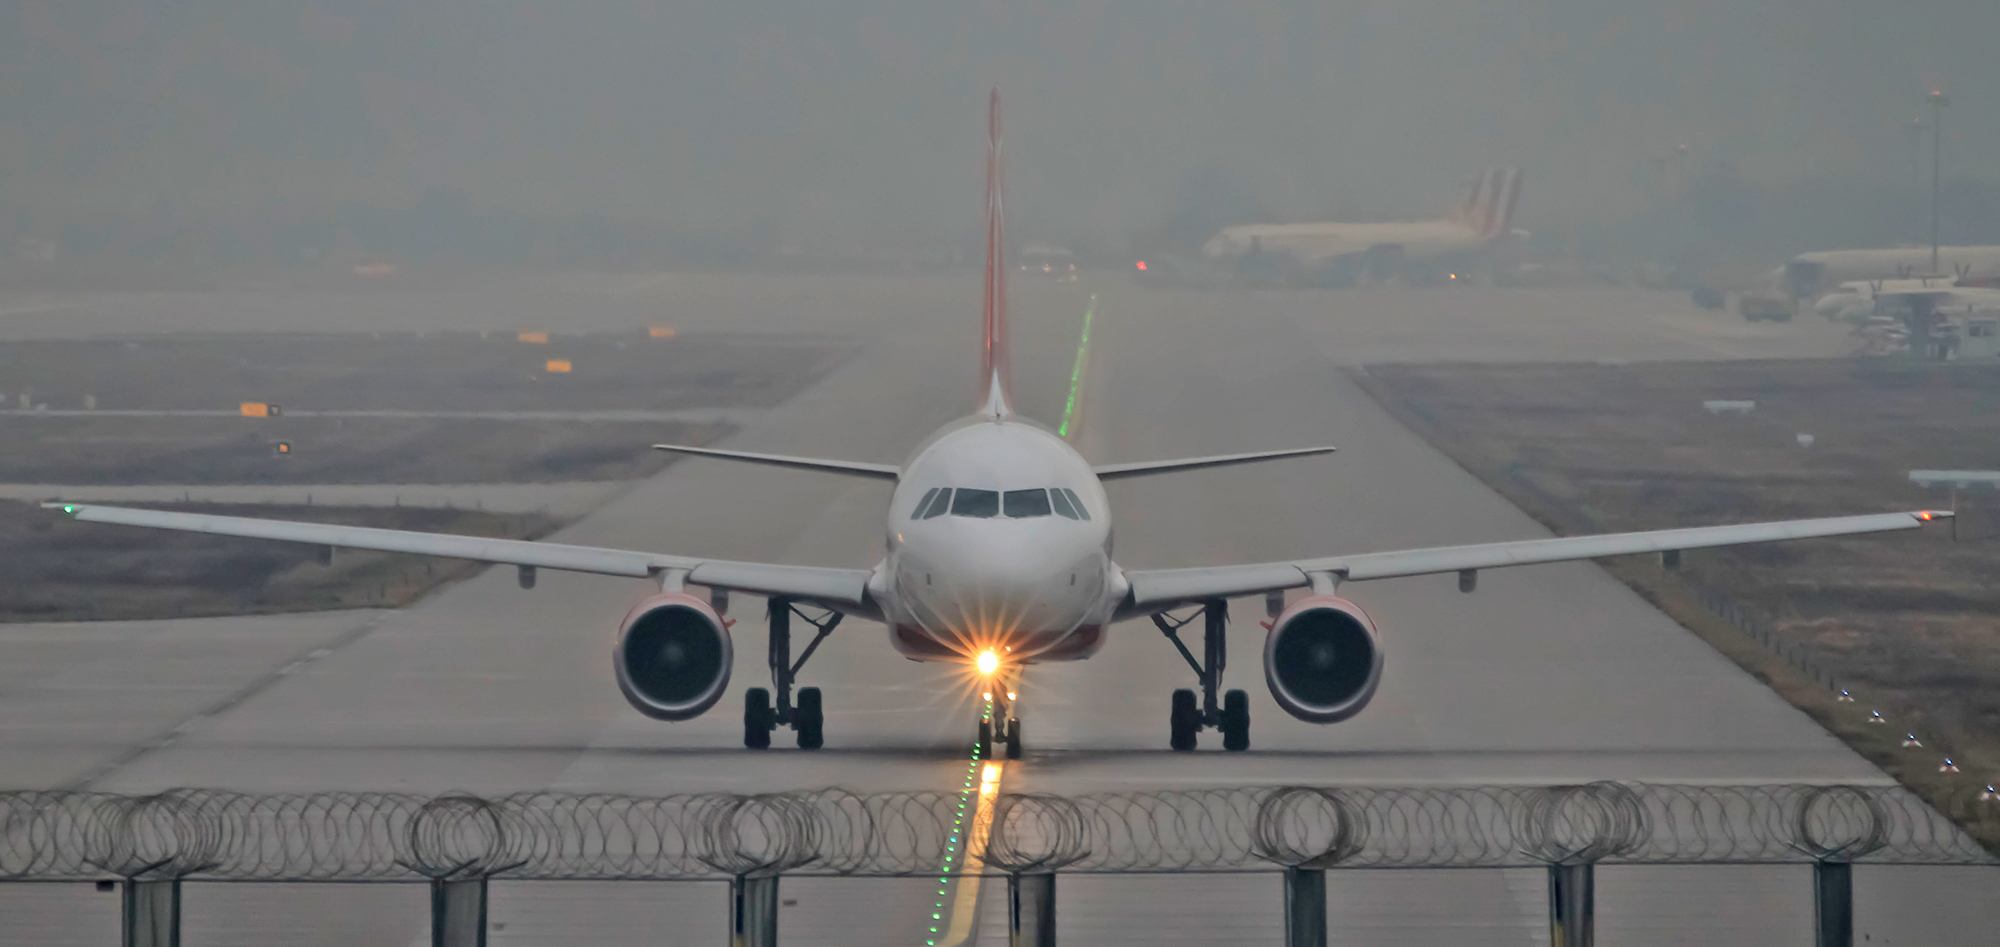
[
  {"left": 1093, "top": 446, "right": 1335, "bottom": 481},
  {"left": 653, "top": 444, "right": 900, "bottom": 480}
]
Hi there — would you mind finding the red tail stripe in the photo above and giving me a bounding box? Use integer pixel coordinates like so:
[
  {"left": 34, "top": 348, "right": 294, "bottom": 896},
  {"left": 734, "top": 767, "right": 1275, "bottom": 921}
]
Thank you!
[{"left": 979, "top": 89, "right": 1012, "bottom": 416}]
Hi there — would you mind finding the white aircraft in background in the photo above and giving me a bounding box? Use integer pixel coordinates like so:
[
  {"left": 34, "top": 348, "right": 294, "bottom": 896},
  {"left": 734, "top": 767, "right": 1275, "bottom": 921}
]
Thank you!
[
  {"left": 1814, "top": 277, "right": 2000, "bottom": 324},
  {"left": 48, "top": 97, "right": 1949, "bottom": 757},
  {"left": 1201, "top": 169, "right": 1524, "bottom": 281},
  {"left": 1780, "top": 246, "right": 2000, "bottom": 299}
]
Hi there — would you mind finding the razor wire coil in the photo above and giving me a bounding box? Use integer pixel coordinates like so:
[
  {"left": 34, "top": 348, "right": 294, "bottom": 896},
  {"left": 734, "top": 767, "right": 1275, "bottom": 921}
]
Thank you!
[{"left": 0, "top": 783, "right": 1990, "bottom": 882}]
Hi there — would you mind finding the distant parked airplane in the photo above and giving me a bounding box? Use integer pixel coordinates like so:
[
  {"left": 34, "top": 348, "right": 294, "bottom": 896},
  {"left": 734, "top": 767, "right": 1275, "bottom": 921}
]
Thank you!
[{"left": 1202, "top": 169, "right": 1523, "bottom": 283}]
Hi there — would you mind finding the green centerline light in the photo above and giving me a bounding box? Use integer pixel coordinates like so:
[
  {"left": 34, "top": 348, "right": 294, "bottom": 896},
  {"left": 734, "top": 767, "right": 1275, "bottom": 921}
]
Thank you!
[
  {"left": 925, "top": 694, "right": 997, "bottom": 945},
  {"left": 1057, "top": 294, "right": 1097, "bottom": 439}
]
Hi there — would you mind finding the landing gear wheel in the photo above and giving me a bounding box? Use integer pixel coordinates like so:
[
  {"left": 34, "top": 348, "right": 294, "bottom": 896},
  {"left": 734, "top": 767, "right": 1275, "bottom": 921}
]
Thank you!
[
  {"left": 976, "top": 719, "right": 994, "bottom": 759},
  {"left": 743, "top": 688, "right": 774, "bottom": 750},
  {"left": 1169, "top": 688, "right": 1199, "bottom": 751},
  {"left": 1004, "top": 717, "right": 1023, "bottom": 760},
  {"left": 795, "top": 686, "right": 824, "bottom": 750},
  {"left": 1220, "top": 689, "right": 1251, "bottom": 752}
]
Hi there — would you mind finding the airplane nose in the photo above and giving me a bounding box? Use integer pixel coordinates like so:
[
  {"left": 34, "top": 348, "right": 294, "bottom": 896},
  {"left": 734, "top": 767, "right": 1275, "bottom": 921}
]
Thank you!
[{"left": 906, "top": 533, "right": 1095, "bottom": 650}]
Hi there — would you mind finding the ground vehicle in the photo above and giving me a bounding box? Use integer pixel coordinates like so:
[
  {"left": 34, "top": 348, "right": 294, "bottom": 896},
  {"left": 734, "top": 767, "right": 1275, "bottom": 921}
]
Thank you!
[{"left": 1739, "top": 295, "right": 1794, "bottom": 322}]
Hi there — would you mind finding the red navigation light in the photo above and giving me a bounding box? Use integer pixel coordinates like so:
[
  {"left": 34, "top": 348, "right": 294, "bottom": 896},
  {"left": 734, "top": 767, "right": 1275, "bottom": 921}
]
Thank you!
[{"left": 1136, "top": 261, "right": 1147, "bottom": 271}]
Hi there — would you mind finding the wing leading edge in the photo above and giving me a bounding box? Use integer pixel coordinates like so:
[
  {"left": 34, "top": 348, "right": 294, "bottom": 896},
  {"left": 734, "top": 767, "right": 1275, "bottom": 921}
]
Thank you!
[
  {"left": 1093, "top": 446, "right": 1335, "bottom": 480},
  {"left": 652, "top": 444, "right": 900, "bottom": 480},
  {"left": 45, "top": 503, "right": 875, "bottom": 613},
  {"left": 1121, "top": 510, "right": 1949, "bottom": 613}
]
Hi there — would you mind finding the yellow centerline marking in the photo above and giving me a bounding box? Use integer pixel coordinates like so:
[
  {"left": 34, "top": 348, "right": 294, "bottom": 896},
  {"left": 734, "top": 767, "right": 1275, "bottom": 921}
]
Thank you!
[
  {"left": 937, "top": 760, "right": 1003, "bottom": 946},
  {"left": 926, "top": 691, "right": 1008, "bottom": 947}
]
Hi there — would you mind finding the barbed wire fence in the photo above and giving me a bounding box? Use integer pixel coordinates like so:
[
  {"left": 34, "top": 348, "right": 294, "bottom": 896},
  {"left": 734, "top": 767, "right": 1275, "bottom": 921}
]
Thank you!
[{"left": 3, "top": 782, "right": 1994, "bottom": 947}]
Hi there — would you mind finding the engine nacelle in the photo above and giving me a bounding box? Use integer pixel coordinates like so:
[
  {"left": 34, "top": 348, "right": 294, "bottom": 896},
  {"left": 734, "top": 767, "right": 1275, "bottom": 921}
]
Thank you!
[
  {"left": 1263, "top": 595, "right": 1384, "bottom": 724},
  {"left": 613, "top": 593, "right": 733, "bottom": 721}
]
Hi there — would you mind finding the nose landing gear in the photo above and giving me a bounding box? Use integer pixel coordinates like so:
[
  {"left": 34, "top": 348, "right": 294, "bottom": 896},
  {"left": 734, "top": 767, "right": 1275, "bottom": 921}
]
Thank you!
[
  {"left": 742, "top": 596, "right": 841, "bottom": 750},
  {"left": 1154, "top": 598, "right": 1251, "bottom": 752},
  {"left": 977, "top": 678, "right": 1024, "bottom": 760}
]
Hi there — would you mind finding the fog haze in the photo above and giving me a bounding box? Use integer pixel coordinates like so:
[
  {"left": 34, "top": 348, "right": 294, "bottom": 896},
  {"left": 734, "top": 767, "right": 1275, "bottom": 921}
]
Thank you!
[{"left": 4, "top": 1, "right": 1996, "bottom": 262}]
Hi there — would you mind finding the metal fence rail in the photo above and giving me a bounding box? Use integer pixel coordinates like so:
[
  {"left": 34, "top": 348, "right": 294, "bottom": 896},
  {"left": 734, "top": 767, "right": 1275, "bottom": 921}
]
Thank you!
[{"left": 2, "top": 782, "right": 1991, "bottom": 883}]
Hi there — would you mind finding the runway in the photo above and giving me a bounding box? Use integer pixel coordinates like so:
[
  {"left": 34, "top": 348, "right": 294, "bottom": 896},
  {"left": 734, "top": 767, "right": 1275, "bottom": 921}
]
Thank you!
[{"left": 0, "top": 274, "right": 1990, "bottom": 944}]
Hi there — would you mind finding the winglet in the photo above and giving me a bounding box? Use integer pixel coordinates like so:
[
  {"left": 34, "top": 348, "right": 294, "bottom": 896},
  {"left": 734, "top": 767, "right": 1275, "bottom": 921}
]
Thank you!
[{"left": 979, "top": 89, "right": 1013, "bottom": 419}]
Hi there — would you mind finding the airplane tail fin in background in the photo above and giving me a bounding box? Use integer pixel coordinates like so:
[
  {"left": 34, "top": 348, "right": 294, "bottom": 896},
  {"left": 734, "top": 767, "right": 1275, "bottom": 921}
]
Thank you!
[
  {"left": 1457, "top": 169, "right": 1524, "bottom": 240},
  {"left": 979, "top": 89, "right": 1014, "bottom": 419}
]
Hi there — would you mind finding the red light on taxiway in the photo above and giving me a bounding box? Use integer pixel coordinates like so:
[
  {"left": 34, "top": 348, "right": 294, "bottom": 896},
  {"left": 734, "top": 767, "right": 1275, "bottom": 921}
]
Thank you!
[{"left": 1136, "top": 261, "right": 1147, "bottom": 271}]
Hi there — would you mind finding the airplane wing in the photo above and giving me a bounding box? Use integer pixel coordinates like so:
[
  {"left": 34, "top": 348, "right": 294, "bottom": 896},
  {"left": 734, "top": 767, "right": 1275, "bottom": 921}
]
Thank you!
[
  {"left": 1121, "top": 510, "right": 1948, "bottom": 613},
  {"left": 1094, "top": 447, "right": 1335, "bottom": 481},
  {"left": 652, "top": 444, "right": 900, "bottom": 480},
  {"left": 44, "top": 502, "right": 875, "bottom": 613}
]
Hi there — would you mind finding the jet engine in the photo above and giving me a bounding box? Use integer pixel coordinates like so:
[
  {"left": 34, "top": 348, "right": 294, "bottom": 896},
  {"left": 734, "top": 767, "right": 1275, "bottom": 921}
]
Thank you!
[
  {"left": 1263, "top": 595, "right": 1383, "bottom": 724},
  {"left": 613, "top": 593, "right": 733, "bottom": 720}
]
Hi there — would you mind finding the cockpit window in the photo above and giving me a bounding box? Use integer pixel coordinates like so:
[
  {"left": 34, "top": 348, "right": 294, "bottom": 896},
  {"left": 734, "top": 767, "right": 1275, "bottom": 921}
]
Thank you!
[
  {"left": 920, "top": 488, "right": 952, "bottom": 519},
  {"left": 1049, "top": 487, "right": 1079, "bottom": 520},
  {"left": 1060, "top": 488, "right": 1091, "bottom": 520},
  {"left": 910, "top": 487, "right": 940, "bottom": 520},
  {"left": 950, "top": 488, "right": 999, "bottom": 518},
  {"left": 1003, "top": 488, "right": 1052, "bottom": 518}
]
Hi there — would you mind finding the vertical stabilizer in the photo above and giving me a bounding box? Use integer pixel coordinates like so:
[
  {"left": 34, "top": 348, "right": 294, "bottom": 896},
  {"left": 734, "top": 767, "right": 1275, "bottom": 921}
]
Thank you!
[
  {"left": 979, "top": 90, "right": 1014, "bottom": 419},
  {"left": 1459, "top": 169, "right": 1523, "bottom": 240},
  {"left": 1458, "top": 172, "right": 1492, "bottom": 228}
]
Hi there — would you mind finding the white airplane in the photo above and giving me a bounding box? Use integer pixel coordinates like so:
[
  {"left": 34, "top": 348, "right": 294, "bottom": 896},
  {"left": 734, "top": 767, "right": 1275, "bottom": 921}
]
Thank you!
[
  {"left": 1200, "top": 169, "right": 1523, "bottom": 279},
  {"left": 1780, "top": 247, "right": 2000, "bottom": 298},
  {"left": 1814, "top": 277, "right": 2000, "bottom": 322},
  {"left": 47, "top": 96, "right": 1951, "bottom": 756}
]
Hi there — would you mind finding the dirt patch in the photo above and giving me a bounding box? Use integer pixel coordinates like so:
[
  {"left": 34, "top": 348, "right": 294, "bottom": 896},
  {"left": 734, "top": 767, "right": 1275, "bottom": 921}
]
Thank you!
[
  {"left": 0, "top": 330, "right": 854, "bottom": 484},
  {"left": 0, "top": 415, "right": 727, "bottom": 485},
  {"left": 0, "top": 329, "right": 855, "bottom": 621},
  {"left": 0, "top": 330, "right": 851, "bottom": 413},
  {"left": 1355, "top": 358, "right": 2000, "bottom": 849},
  {"left": 0, "top": 502, "right": 564, "bottom": 622}
]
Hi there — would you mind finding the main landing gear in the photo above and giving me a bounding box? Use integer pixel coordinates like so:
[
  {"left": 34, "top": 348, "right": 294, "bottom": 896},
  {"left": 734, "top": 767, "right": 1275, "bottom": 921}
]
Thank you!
[
  {"left": 976, "top": 682, "right": 1024, "bottom": 761},
  {"left": 743, "top": 596, "right": 842, "bottom": 750},
  {"left": 1153, "top": 598, "right": 1250, "bottom": 752}
]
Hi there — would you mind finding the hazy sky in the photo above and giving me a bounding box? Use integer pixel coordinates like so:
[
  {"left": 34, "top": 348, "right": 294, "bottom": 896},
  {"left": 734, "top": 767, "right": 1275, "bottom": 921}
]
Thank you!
[{"left": 3, "top": 1, "right": 1995, "bottom": 253}]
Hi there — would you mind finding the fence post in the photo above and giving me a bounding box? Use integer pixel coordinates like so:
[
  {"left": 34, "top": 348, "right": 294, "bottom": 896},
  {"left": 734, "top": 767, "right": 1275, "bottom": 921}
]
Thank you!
[
  {"left": 1008, "top": 871, "right": 1057, "bottom": 947},
  {"left": 730, "top": 873, "right": 780, "bottom": 947},
  {"left": 1282, "top": 866, "right": 1328, "bottom": 947},
  {"left": 1249, "top": 788, "right": 1362, "bottom": 947},
  {"left": 1547, "top": 861, "right": 1594, "bottom": 947},
  {"left": 431, "top": 876, "right": 487, "bottom": 947},
  {"left": 122, "top": 878, "right": 180, "bottom": 947},
  {"left": 1813, "top": 860, "right": 1853, "bottom": 947}
]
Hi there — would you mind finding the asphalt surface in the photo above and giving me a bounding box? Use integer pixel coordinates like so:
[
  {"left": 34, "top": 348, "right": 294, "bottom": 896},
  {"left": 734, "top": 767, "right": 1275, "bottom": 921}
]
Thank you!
[{"left": 0, "top": 274, "right": 1990, "bottom": 945}]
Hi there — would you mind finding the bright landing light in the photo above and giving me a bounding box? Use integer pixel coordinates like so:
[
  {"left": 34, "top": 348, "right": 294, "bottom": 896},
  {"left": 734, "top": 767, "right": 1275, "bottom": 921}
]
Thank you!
[{"left": 976, "top": 650, "right": 1000, "bottom": 675}]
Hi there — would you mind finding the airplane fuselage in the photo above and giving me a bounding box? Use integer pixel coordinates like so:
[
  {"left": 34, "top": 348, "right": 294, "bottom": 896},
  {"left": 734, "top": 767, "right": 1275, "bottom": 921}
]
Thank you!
[
  {"left": 1204, "top": 220, "right": 1489, "bottom": 266},
  {"left": 872, "top": 416, "right": 1124, "bottom": 664}
]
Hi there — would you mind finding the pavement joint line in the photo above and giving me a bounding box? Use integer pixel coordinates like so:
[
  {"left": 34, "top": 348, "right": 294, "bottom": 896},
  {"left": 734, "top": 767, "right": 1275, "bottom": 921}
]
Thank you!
[{"left": 63, "top": 611, "right": 393, "bottom": 791}]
